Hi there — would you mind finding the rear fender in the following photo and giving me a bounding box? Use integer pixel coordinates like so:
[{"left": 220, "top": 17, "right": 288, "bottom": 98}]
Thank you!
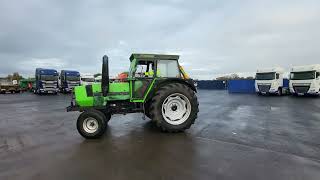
[{"left": 145, "top": 78, "right": 197, "bottom": 102}]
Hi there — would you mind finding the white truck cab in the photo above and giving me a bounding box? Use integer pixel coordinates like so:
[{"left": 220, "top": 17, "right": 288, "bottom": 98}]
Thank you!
[
  {"left": 95, "top": 75, "right": 102, "bottom": 82},
  {"left": 80, "top": 74, "right": 95, "bottom": 86},
  {"left": 289, "top": 64, "right": 320, "bottom": 96},
  {"left": 255, "top": 67, "right": 288, "bottom": 95}
]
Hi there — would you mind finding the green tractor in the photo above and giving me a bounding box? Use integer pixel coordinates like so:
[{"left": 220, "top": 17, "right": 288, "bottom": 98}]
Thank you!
[{"left": 67, "top": 53, "right": 199, "bottom": 139}]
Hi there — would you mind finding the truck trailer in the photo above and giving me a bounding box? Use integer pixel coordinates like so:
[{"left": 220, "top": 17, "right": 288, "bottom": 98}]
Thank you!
[
  {"left": 80, "top": 74, "right": 95, "bottom": 86},
  {"left": 0, "top": 79, "right": 20, "bottom": 94},
  {"left": 255, "top": 67, "right": 289, "bottom": 95},
  {"left": 34, "top": 68, "right": 59, "bottom": 95},
  {"left": 289, "top": 64, "right": 320, "bottom": 96},
  {"left": 59, "top": 70, "right": 81, "bottom": 93}
]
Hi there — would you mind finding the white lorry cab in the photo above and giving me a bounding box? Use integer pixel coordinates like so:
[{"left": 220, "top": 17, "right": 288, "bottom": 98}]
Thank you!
[
  {"left": 255, "top": 67, "right": 289, "bottom": 95},
  {"left": 289, "top": 64, "right": 320, "bottom": 96},
  {"left": 80, "top": 74, "right": 95, "bottom": 86},
  {"left": 95, "top": 75, "right": 102, "bottom": 82}
]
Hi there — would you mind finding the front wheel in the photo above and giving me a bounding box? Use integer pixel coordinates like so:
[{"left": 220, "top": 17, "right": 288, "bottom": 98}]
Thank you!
[
  {"left": 149, "top": 83, "right": 199, "bottom": 132},
  {"left": 77, "top": 109, "right": 109, "bottom": 139}
]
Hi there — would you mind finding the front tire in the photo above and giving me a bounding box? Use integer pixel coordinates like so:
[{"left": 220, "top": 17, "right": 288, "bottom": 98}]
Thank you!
[
  {"left": 77, "top": 109, "right": 108, "bottom": 139},
  {"left": 149, "top": 83, "right": 199, "bottom": 132}
]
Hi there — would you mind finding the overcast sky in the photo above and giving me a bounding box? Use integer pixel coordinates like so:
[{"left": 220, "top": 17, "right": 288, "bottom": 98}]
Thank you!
[{"left": 0, "top": 0, "right": 319, "bottom": 79}]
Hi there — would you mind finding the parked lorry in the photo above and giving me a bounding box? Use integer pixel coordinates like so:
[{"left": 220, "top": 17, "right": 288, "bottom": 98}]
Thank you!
[
  {"left": 59, "top": 70, "right": 81, "bottom": 93},
  {"left": 67, "top": 53, "right": 199, "bottom": 139},
  {"left": 255, "top": 67, "right": 289, "bottom": 95},
  {"left": 289, "top": 64, "right": 320, "bottom": 96},
  {"left": 0, "top": 79, "right": 20, "bottom": 94},
  {"left": 34, "top": 68, "right": 59, "bottom": 94},
  {"left": 95, "top": 75, "right": 102, "bottom": 82},
  {"left": 80, "top": 74, "right": 95, "bottom": 86}
]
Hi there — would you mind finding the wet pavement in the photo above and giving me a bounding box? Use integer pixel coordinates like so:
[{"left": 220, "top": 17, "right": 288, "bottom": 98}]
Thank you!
[{"left": 0, "top": 90, "right": 320, "bottom": 180}]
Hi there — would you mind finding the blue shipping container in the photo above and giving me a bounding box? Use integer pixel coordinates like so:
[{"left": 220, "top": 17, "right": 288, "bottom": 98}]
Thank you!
[
  {"left": 197, "top": 80, "right": 226, "bottom": 90},
  {"left": 283, "top": 79, "right": 289, "bottom": 88},
  {"left": 228, "top": 79, "right": 256, "bottom": 93}
]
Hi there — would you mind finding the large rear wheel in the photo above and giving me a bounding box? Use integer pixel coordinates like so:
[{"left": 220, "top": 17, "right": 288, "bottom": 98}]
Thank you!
[
  {"left": 77, "top": 109, "right": 109, "bottom": 139},
  {"left": 149, "top": 83, "right": 199, "bottom": 132}
]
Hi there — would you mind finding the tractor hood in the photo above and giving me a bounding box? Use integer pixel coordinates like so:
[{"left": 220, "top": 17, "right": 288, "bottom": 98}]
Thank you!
[{"left": 74, "top": 82, "right": 130, "bottom": 107}]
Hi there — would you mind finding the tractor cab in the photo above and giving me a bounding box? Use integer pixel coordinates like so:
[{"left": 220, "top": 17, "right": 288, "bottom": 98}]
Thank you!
[
  {"left": 67, "top": 53, "right": 198, "bottom": 139},
  {"left": 128, "top": 54, "right": 183, "bottom": 100}
]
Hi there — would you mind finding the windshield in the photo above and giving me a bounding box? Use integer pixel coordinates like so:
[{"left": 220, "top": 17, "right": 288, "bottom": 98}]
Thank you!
[
  {"left": 66, "top": 76, "right": 80, "bottom": 81},
  {"left": 256, "top": 72, "right": 275, "bottom": 80},
  {"left": 81, "top": 78, "right": 95, "bottom": 82},
  {"left": 290, "top": 71, "right": 315, "bottom": 80},
  {"left": 41, "top": 75, "right": 58, "bottom": 81}
]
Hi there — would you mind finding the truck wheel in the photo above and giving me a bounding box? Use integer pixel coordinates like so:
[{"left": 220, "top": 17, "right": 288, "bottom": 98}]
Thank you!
[
  {"left": 77, "top": 109, "right": 108, "bottom": 139},
  {"left": 149, "top": 83, "right": 199, "bottom": 132},
  {"left": 278, "top": 88, "right": 282, "bottom": 96}
]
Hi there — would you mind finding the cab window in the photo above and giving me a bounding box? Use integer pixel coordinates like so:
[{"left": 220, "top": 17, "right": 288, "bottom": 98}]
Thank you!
[
  {"left": 133, "top": 60, "right": 155, "bottom": 78},
  {"left": 157, "top": 60, "right": 180, "bottom": 78}
]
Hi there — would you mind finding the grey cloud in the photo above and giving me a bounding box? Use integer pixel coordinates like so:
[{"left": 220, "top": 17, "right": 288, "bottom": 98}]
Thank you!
[{"left": 0, "top": 0, "right": 320, "bottom": 79}]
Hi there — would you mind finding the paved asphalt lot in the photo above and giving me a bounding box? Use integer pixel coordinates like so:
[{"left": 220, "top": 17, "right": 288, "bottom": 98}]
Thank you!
[{"left": 0, "top": 90, "right": 320, "bottom": 180}]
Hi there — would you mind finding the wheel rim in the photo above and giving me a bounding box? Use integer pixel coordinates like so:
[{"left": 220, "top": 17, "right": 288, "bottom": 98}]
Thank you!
[
  {"left": 83, "top": 117, "right": 99, "bottom": 133},
  {"left": 161, "top": 93, "right": 192, "bottom": 125}
]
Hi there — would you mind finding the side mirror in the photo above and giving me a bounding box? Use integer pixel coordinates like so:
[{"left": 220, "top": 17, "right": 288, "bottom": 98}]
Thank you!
[
  {"left": 276, "top": 73, "right": 280, "bottom": 79},
  {"left": 316, "top": 72, "right": 320, "bottom": 79},
  {"left": 102, "top": 55, "right": 109, "bottom": 96}
]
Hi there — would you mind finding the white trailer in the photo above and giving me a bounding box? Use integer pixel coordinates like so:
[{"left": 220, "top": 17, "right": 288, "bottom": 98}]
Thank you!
[
  {"left": 289, "top": 64, "right": 320, "bottom": 96},
  {"left": 255, "top": 67, "right": 289, "bottom": 95},
  {"left": 80, "top": 74, "right": 95, "bottom": 86},
  {"left": 95, "top": 75, "right": 102, "bottom": 82}
]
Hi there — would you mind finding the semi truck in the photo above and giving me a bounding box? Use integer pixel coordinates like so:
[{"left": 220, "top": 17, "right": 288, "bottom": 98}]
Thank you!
[
  {"left": 34, "top": 68, "right": 59, "bottom": 94},
  {"left": 80, "top": 74, "right": 95, "bottom": 86},
  {"left": 289, "top": 64, "right": 320, "bottom": 96},
  {"left": 59, "top": 70, "right": 81, "bottom": 93},
  {"left": 255, "top": 67, "right": 289, "bottom": 95}
]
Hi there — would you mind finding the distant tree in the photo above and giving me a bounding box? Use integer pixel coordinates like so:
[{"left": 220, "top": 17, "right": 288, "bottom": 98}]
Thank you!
[
  {"left": 216, "top": 73, "right": 253, "bottom": 80},
  {"left": 7, "top": 74, "right": 13, "bottom": 80},
  {"left": 12, "top": 72, "right": 23, "bottom": 80},
  {"left": 6, "top": 72, "right": 23, "bottom": 81},
  {"left": 216, "top": 73, "right": 240, "bottom": 80}
]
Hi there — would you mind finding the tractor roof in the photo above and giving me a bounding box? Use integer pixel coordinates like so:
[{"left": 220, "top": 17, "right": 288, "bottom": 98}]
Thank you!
[{"left": 130, "top": 53, "right": 179, "bottom": 61}]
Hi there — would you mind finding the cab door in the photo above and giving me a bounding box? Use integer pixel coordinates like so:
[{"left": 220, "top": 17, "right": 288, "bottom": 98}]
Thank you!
[{"left": 130, "top": 60, "right": 155, "bottom": 101}]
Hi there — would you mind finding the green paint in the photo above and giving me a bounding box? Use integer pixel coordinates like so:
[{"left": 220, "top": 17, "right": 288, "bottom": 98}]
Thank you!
[
  {"left": 75, "top": 82, "right": 130, "bottom": 107},
  {"left": 131, "top": 78, "right": 156, "bottom": 103},
  {"left": 109, "top": 82, "right": 129, "bottom": 93},
  {"left": 75, "top": 85, "right": 93, "bottom": 107}
]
